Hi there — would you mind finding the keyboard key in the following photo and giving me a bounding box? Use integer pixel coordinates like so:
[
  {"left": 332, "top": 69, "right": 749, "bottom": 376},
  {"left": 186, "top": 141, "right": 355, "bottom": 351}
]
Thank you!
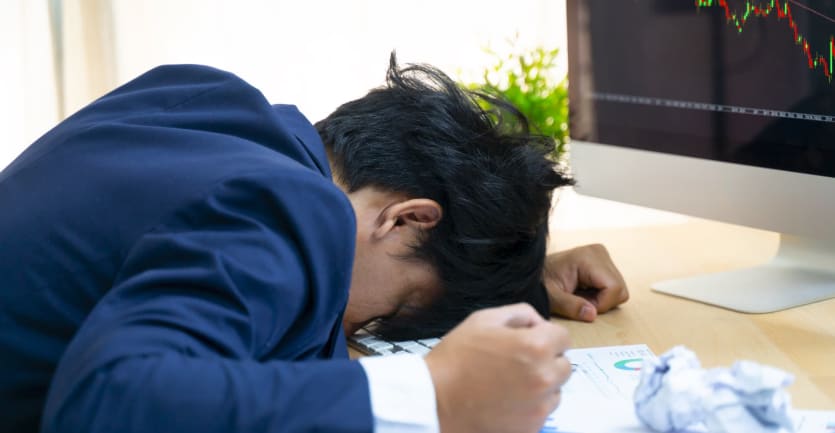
[
  {"left": 348, "top": 326, "right": 443, "bottom": 356},
  {"left": 417, "top": 338, "right": 441, "bottom": 348},
  {"left": 366, "top": 341, "right": 394, "bottom": 351},
  {"left": 399, "top": 342, "right": 431, "bottom": 355}
]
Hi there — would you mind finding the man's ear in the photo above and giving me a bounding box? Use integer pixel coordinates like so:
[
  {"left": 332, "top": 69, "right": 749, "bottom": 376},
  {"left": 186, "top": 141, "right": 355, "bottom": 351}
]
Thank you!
[{"left": 373, "top": 199, "right": 442, "bottom": 239}]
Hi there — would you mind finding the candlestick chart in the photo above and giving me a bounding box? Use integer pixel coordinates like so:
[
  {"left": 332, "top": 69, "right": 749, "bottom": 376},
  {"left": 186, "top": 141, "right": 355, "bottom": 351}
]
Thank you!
[{"left": 696, "top": 0, "right": 835, "bottom": 82}]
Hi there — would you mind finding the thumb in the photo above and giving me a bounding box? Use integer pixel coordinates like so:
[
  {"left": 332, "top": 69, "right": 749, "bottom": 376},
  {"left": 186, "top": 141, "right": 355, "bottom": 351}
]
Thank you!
[{"left": 549, "top": 289, "right": 597, "bottom": 322}]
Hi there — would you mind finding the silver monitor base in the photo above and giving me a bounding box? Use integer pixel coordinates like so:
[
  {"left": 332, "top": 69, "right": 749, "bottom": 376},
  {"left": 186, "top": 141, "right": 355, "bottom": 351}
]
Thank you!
[{"left": 653, "top": 235, "right": 835, "bottom": 313}]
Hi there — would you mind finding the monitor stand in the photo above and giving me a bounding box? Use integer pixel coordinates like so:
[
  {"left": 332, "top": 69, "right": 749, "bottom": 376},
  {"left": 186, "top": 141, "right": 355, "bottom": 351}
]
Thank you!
[{"left": 652, "top": 234, "right": 835, "bottom": 313}]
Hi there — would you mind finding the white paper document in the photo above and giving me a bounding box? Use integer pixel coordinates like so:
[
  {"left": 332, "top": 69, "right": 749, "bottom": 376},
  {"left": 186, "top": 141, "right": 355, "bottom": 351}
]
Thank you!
[
  {"left": 538, "top": 344, "right": 835, "bottom": 433},
  {"left": 540, "top": 344, "right": 660, "bottom": 433}
]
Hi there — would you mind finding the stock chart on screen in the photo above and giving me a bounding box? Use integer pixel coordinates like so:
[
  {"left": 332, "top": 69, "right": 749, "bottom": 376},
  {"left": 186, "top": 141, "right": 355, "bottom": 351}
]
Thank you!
[
  {"left": 569, "top": 0, "right": 835, "bottom": 177},
  {"left": 697, "top": 0, "right": 835, "bottom": 82}
]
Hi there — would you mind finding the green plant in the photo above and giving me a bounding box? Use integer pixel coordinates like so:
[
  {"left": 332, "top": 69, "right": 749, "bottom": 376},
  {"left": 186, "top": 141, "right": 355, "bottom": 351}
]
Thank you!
[{"left": 466, "top": 43, "right": 569, "bottom": 160}]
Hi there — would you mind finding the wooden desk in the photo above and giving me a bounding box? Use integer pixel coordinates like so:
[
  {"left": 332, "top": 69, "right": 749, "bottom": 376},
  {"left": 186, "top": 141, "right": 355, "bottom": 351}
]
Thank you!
[{"left": 548, "top": 215, "right": 835, "bottom": 410}]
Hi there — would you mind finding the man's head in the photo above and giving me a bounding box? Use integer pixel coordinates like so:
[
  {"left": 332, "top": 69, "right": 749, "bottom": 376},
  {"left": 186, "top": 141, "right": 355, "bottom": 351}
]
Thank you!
[{"left": 316, "top": 54, "right": 572, "bottom": 339}]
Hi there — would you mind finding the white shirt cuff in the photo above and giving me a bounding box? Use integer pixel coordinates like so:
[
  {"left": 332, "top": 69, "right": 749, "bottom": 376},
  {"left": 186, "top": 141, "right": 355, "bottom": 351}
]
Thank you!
[{"left": 358, "top": 354, "right": 440, "bottom": 433}]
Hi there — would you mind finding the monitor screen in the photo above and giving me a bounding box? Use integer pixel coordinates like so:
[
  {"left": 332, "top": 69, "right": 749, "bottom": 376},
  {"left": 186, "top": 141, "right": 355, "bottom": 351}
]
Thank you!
[{"left": 568, "top": 0, "right": 835, "bottom": 178}]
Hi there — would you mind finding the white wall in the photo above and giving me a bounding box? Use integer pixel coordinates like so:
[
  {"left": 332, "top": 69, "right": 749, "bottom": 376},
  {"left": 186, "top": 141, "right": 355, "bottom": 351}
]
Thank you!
[
  {"left": 0, "top": 1, "right": 60, "bottom": 169},
  {"left": 3, "top": 0, "right": 567, "bottom": 168},
  {"left": 111, "top": 0, "right": 567, "bottom": 122}
]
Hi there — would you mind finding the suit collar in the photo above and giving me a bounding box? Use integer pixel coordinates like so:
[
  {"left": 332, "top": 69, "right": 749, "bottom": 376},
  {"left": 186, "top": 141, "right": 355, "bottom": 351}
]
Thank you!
[{"left": 271, "top": 104, "right": 332, "bottom": 178}]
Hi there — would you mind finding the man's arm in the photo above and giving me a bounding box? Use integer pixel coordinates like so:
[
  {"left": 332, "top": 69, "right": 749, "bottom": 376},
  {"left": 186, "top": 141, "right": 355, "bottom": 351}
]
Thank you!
[
  {"left": 44, "top": 352, "right": 372, "bottom": 432},
  {"left": 41, "top": 170, "right": 372, "bottom": 433}
]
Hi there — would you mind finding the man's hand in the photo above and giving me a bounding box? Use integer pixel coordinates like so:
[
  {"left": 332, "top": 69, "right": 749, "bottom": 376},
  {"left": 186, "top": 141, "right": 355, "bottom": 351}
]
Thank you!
[
  {"left": 543, "top": 244, "right": 629, "bottom": 322},
  {"left": 424, "top": 304, "right": 571, "bottom": 433}
]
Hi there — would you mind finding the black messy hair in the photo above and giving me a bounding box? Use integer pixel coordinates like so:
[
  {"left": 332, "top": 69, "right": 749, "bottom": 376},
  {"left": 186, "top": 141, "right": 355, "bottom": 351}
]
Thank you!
[{"left": 315, "top": 53, "right": 573, "bottom": 340}]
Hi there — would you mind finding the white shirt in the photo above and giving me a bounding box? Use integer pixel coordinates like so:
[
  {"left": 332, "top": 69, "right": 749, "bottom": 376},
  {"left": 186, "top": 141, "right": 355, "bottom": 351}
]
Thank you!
[{"left": 359, "top": 354, "right": 440, "bottom": 432}]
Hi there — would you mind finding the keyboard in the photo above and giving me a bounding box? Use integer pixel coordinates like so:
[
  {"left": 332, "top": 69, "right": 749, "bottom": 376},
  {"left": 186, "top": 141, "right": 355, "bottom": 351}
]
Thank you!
[{"left": 348, "top": 327, "right": 441, "bottom": 356}]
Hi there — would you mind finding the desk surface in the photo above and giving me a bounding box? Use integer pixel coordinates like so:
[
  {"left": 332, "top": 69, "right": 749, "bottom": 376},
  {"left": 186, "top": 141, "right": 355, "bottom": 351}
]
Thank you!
[{"left": 548, "top": 206, "right": 835, "bottom": 410}]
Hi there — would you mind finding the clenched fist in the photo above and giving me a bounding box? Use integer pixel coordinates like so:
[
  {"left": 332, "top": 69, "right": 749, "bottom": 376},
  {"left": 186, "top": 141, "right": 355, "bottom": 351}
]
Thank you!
[
  {"left": 543, "top": 244, "right": 629, "bottom": 322},
  {"left": 424, "top": 303, "right": 572, "bottom": 433}
]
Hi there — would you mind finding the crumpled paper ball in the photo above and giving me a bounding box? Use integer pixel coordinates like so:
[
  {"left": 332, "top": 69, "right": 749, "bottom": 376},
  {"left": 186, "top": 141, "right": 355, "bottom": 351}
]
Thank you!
[{"left": 634, "top": 346, "right": 795, "bottom": 433}]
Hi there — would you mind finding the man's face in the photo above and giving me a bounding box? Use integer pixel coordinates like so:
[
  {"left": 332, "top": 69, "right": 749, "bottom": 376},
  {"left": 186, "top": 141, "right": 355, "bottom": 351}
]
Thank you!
[
  {"left": 342, "top": 236, "right": 443, "bottom": 336},
  {"left": 337, "top": 186, "right": 444, "bottom": 335}
]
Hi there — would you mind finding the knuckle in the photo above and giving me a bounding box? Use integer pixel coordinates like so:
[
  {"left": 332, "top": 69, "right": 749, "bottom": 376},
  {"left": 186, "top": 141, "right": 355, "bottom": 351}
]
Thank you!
[
  {"left": 522, "top": 324, "right": 570, "bottom": 358},
  {"left": 522, "top": 333, "right": 552, "bottom": 359},
  {"left": 468, "top": 309, "right": 484, "bottom": 320},
  {"left": 467, "top": 308, "right": 491, "bottom": 323},
  {"left": 516, "top": 302, "right": 537, "bottom": 315},
  {"left": 530, "top": 368, "right": 556, "bottom": 393},
  {"left": 590, "top": 243, "right": 608, "bottom": 255},
  {"left": 530, "top": 361, "right": 570, "bottom": 392},
  {"left": 551, "top": 324, "right": 571, "bottom": 350}
]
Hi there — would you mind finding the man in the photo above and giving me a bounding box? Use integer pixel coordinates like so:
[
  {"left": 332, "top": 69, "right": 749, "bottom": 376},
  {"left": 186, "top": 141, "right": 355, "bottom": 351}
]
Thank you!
[{"left": 0, "top": 55, "right": 628, "bottom": 433}]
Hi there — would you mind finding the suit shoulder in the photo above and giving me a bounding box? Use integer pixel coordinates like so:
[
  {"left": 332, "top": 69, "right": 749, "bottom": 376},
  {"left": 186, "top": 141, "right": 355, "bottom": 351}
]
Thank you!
[{"left": 81, "top": 65, "right": 268, "bottom": 121}]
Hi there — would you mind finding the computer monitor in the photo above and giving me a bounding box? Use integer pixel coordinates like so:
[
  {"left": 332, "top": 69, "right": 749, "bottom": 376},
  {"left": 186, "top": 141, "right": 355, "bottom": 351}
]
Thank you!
[{"left": 566, "top": 0, "right": 835, "bottom": 313}]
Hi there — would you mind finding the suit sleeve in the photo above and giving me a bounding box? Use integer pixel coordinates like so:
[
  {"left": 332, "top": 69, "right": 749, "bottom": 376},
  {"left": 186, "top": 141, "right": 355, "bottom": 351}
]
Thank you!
[{"left": 41, "top": 170, "right": 373, "bottom": 433}]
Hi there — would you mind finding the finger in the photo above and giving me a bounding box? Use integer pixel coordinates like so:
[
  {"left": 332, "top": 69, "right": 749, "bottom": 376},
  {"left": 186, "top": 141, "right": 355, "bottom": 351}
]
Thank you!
[
  {"left": 508, "top": 322, "right": 571, "bottom": 368},
  {"left": 533, "top": 389, "right": 564, "bottom": 428},
  {"left": 532, "top": 321, "right": 572, "bottom": 357},
  {"left": 555, "top": 355, "right": 572, "bottom": 388},
  {"left": 476, "top": 302, "right": 546, "bottom": 329},
  {"left": 583, "top": 272, "right": 628, "bottom": 313},
  {"left": 549, "top": 288, "right": 597, "bottom": 322},
  {"left": 577, "top": 253, "right": 628, "bottom": 313},
  {"left": 584, "top": 282, "right": 624, "bottom": 313},
  {"left": 534, "top": 353, "right": 573, "bottom": 396},
  {"left": 543, "top": 389, "right": 563, "bottom": 416}
]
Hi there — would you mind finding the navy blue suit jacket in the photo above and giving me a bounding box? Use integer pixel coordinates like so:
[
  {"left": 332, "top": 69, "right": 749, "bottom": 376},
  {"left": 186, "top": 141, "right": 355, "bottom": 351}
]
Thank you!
[{"left": 0, "top": 65, "right": 373, "bottom": 432}]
